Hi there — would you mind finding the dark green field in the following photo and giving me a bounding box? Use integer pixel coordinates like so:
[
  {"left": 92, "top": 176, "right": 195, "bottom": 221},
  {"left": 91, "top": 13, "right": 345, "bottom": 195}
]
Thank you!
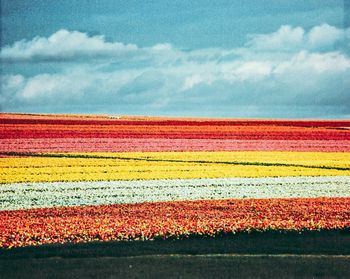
[{"left": 1, "top": 231, "right": 349, "bottom": 278}]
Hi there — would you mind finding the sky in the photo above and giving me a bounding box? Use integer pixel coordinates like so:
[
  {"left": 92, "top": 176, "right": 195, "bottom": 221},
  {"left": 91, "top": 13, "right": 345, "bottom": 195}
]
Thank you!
[{"left": 1, "top": 0, "right": 350, "bottom": 118}]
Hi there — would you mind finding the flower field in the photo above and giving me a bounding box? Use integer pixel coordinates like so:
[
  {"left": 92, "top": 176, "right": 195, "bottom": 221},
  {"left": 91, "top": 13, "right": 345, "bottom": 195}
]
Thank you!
[{"left": 0, "top": 113, "right": 349, "bottom": 249}]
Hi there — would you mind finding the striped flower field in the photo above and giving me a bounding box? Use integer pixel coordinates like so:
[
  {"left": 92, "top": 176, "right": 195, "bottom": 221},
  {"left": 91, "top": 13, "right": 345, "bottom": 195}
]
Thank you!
[{"left": 0, "top": 113, "right": 350, "bottom": 249}]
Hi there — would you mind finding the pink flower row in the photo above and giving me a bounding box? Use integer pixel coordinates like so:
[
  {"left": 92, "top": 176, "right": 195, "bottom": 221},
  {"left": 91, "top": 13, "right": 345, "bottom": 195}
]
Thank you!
[{"left": 1, "top": 138, "right": 350, "bottom": 152}]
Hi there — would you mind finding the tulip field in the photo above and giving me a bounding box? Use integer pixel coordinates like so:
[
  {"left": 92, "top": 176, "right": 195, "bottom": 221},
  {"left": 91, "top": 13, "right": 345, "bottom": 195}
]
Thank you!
[{"left": 0, "top": 113, "right": 350, "bottom": 249}]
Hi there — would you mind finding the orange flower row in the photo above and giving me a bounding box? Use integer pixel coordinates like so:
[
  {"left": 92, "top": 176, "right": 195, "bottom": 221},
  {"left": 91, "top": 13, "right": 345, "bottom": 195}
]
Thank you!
[
  {"left": 2, "top": 113, "right": 350, "bottom": 128},
  {"left": 1, "top": 197, "right": 349, "bottom": 248}
]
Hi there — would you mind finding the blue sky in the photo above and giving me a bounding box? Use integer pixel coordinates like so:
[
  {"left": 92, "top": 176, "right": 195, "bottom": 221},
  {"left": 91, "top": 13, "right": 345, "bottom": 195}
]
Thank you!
[{"left": 1, "top": 0, "right": 350, "bottom": 118}]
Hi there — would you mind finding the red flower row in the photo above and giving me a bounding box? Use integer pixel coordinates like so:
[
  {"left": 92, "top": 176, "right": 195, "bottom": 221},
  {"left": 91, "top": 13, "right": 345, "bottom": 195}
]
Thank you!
[
  {"left": 1, "top": 197, "right": 349, "bottom": 249},
  {"left": 1, "top": 116, "right": 350, "bottom": 127}
]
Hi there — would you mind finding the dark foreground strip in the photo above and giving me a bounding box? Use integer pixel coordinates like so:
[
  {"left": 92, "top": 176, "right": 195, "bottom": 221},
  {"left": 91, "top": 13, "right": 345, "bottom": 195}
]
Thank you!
[
  {"left": 1, "top": 254, "right": 350, "bottom": 279},
  {"left": 1, "top": 230, "right": 349, "bottom": 259},
  {"left": 1, "top": 231, "right": 350, "bottom": 279}
]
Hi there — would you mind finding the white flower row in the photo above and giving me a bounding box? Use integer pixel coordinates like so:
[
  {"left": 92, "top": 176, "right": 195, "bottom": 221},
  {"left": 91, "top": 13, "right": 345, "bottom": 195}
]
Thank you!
[{"left": 1, "top": 176, "right": 349, "bottom": 210}]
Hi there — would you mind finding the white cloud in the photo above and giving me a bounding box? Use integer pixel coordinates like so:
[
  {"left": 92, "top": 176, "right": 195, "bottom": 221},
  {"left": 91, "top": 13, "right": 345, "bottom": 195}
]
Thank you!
[
  {"left": 246, "top": 25, "right": 305, "bottom": 50},
  {"left": 306, "top": 24, "right": 344, "bottom": 49},
  {"left": 233, "top": 61, "right": 272, "bottom": 81},
  {"left": 0, "top": 75, "right": 25, "bottom": 107},
  {"left": 1, "top": 24, "right": 350, "bottom": 117},
  {"left": 150, "top": 43, "right": 173, "bottom": 51},
  {"left": 274, "top": 51, "right": 350, "bottom": 74},
  {"left": 246, "top": 23, "right": 349, "bottom": 51},
  {"left": 0, "top": 29, "right": 138, "bottom": 62},
  {"left": 18, "top": 73, "right": 88, "bottom": 101},
  {"left": 182, "top": 74, "right": 205, "bottom": 90}
]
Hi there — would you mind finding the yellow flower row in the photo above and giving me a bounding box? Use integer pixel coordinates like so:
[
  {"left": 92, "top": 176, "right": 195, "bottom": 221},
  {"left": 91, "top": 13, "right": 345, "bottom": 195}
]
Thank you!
[{"left": 0, "top": 151, "right": 349, "bottom": 183}]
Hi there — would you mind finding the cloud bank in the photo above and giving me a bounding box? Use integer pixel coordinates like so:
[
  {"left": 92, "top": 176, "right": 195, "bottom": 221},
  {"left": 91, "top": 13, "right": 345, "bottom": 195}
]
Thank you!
[
  {"left": 0, "top": 30, "right": 138, "bottom": 62},
  {"left": 1, "top": 24, "right": 350, "bottom": 118}
]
